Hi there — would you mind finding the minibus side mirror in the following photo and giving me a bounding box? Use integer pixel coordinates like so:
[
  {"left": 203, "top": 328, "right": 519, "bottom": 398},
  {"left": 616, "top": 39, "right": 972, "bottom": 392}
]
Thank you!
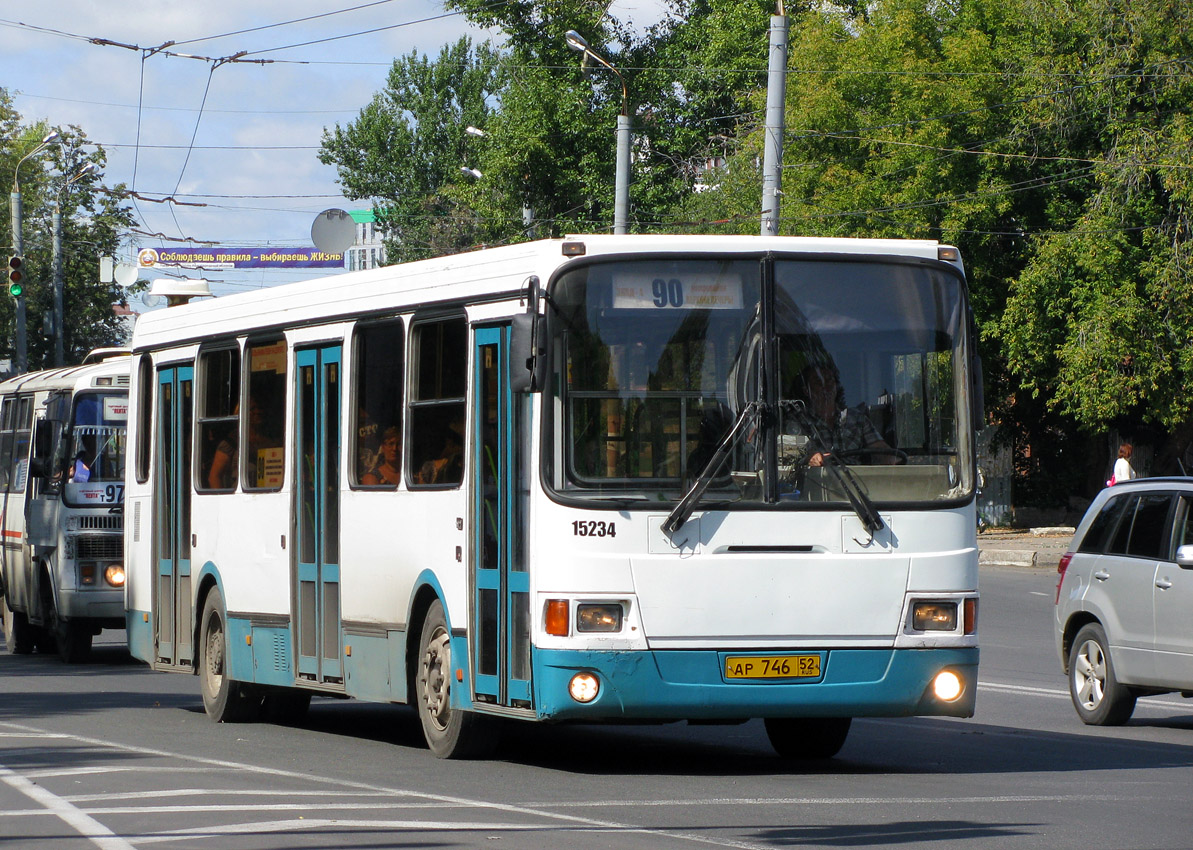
[{"left": 29, "top": 420, "right": 56, "bottom": 479}]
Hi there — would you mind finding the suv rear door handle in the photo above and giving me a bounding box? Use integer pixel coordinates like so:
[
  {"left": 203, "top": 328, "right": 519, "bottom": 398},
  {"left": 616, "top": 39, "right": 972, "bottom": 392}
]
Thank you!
[
  {"left": 1156, "top": 578, "right": 1173, "bottom": 590},
  {"left": 1094, "top": 570, "right": 1111, "bottom": 581}
]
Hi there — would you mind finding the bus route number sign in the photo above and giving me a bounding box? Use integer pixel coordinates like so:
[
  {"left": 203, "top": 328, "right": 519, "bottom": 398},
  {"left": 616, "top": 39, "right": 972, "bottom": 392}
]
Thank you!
[
  {"left": 612, "top": 272, "right": 743, "bottom": 310},
  {"left": 724, "top": 654, "right": 822, "bottom": 680}
]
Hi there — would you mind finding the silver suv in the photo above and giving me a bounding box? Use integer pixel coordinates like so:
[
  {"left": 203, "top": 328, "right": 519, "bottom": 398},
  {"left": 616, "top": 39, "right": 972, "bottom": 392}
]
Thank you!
[{"left": 1055, "top": 478, "right": 1193, "bottom": 725}]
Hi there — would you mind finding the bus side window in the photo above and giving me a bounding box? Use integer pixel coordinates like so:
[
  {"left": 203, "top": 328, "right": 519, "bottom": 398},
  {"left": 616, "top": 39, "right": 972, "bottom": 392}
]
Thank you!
[
  {"left": 245, "top": 340, "right": 286, "bottom": 490},
  {"left": 0, "top": 398, "right": 13, "bottom": 491},
  {"left": 197, "top": 347, "right": 240, "bottom": 492},
  {"left": 353, "top": 320, "right": 404, "bottom": 488},
  {"left": 409, "top": 317, "right": 466, "bottom": 488},
  {"left": 136, "top": 354, "right": 153, "bottom": 484}
]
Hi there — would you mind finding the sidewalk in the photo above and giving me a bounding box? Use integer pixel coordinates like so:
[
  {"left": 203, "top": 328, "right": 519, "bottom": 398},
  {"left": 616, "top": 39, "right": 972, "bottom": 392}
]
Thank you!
[{"left": 977, "top": 527, "right": 1075, "bottom": 569}]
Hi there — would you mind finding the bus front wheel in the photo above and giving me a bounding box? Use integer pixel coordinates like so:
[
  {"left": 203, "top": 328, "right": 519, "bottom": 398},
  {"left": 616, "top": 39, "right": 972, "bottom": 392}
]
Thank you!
[
  {"left": 2, "top": 595, "right": 36, "bottom": 655},
  {"left": 416, "top": 599, "right": 497, "bottom": 759},
  {"left": 764, "top": 717, "right": 852, "bottom": 759},
  {"left": 199, "top": 587, "right": 261, "bottom": 722}
]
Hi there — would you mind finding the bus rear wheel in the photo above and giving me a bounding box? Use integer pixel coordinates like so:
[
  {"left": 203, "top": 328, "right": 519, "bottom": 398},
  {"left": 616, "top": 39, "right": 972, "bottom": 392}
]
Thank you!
[
  {"left": 764, "top": 717, "right": 852, "bottom": 759},
  {"left": 199, "top": 587, "right": 261, "bottom": 722},
  {"left": 2, "top": 596, "right": 35, "bottom": 655},
  {"left": 416, "top": 599, "right": 497, "bottom": 759}
]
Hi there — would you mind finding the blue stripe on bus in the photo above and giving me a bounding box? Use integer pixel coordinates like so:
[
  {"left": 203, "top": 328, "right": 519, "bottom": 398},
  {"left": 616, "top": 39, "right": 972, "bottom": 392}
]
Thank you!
[{"left": 531, "top": 647, "right": 978, "bottom": 721}]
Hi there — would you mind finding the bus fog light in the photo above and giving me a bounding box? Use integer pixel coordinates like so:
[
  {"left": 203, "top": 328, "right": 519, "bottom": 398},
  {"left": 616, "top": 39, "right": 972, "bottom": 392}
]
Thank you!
[
  {"left": 104, "top": 563, "right": 126, "bottom": 588},
  {"left": 80, "top": 563, "right": 97, "bottom": 585},
  {"left": 576, "top": 603, "right": 622, "bottom": 632},
  {"left": 912, "top": 601, "right": 957, "bottom": 631},
  {"left": 933, "top": 670, "right": 963, "bottom": 702},
  {"left": 568, "top": 672, "right": 600, "bottom": 703}
]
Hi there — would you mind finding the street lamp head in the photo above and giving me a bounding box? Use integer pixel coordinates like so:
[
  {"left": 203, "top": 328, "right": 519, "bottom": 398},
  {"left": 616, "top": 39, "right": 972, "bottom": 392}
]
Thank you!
[
  {"left": 460, "top": 166, "right": 483, "bottom": 180},
  {"left": 42, "top": 130, "right": 61, "bottom": 146},
  {"left": 71, "top": 162, "right": 98, "bottom": 182},
  {"left": 465, "top": 126, "right": 487, "bottom": 138},
  {"left": 564, "top": 30, "right": 589, "bottom": 53}
]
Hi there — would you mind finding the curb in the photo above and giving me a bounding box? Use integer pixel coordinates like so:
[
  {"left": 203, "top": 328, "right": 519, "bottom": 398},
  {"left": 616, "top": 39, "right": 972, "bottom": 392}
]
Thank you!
[{"left": 978, "top": 549, "right": 1036, "bottom": 567}]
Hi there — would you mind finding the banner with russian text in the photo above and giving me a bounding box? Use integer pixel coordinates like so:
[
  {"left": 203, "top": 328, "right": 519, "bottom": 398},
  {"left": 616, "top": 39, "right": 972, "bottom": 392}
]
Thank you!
[{"left": 138, "top": 247, "right": 345, "bottom": 270}]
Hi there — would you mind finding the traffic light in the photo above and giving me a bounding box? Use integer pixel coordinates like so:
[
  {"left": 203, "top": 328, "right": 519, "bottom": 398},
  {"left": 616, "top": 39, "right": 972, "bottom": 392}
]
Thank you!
[{"left": 7, "top": 256, "right": 23, "bottom": 298}]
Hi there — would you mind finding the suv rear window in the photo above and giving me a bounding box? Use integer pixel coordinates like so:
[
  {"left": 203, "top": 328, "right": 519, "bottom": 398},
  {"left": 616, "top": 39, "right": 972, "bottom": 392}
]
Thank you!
[
  {"left": 1078, "top": 493, "right": 1128, "bottom": 554},
  {"left": 1106, "top": 493, "right": 1172, "bottom": 559}
]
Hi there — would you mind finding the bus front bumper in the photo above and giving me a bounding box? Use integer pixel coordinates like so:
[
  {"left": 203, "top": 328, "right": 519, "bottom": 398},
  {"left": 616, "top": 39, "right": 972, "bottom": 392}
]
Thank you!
[{"left": 530, "top": 647, "right": 978, "bottom": 721}]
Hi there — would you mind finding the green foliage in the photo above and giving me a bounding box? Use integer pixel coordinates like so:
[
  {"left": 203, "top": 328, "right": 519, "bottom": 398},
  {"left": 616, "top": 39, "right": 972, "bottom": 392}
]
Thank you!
[
  {"left": 318, "top": 38, "right": 504, "bottom": 262},
  {"left": 0, "top": 91, "right": 137, "bottom": 369},
  {"left": 326, "top": 0, "right": 1193, "bottom": 499}
]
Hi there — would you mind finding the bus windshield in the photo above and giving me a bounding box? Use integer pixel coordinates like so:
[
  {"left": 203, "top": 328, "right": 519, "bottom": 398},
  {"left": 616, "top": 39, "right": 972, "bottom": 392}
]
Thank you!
[
  {"left": 62, "top": 391, "right": 128, "bottom": 504},
  {"left": 546, "top": 256, "right": 974, "bottom": 508}
]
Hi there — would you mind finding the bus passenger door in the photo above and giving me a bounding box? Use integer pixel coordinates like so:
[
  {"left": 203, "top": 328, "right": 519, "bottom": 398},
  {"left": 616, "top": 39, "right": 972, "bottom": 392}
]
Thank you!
[
  {"left": 294, "top": 345, "right": 343, "bottom": 685},
  {"left": 472, "top": 325, "right": 532, "bottom": 708},
  {"left": 155, "top": 366, "right": 193, "bottom": 667}
]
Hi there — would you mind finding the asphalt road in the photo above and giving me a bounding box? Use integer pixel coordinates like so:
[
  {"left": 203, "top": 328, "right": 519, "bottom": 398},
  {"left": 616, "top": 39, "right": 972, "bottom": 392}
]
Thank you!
[{"left": 3, "top": 564, "right": 1193, "bottom": 849}]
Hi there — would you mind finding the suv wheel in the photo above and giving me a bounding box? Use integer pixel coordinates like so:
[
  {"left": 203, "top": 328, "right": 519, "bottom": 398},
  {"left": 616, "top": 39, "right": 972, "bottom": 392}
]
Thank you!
[{"left": 1068, "top": 623, "right": 1136, "bottom": 725}]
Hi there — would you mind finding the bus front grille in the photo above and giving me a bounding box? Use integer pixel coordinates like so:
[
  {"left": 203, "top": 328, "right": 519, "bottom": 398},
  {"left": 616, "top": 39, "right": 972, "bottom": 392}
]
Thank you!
[{"left": 71, "top": 534, "right": 124, "bottom": 561}]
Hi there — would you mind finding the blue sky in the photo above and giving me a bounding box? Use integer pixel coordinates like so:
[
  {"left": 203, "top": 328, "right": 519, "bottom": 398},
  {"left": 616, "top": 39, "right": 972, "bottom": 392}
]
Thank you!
[{"left": 1, "top": 0, "right": 669, "bottom": 301}]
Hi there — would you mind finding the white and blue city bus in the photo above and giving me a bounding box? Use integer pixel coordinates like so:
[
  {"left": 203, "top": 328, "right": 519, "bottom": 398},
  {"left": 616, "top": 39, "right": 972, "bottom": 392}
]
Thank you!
[
  {"left": 0, "top": 350, "right": 130, "bottom": 661},
  {"left": 124, "top": 234, "right": 982, "bottom": 758}
]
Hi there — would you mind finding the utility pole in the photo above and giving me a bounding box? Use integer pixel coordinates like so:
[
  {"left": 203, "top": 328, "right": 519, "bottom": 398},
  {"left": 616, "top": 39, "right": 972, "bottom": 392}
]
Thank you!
[
  {"left": 760, "top": 5, "right": 789, "bottom": 237},
  {"left": 566, "top": 30, "right": 631, "bottom": 235},
  {"left": 10, "top": 190, "right": 27, "bottom": 373}
]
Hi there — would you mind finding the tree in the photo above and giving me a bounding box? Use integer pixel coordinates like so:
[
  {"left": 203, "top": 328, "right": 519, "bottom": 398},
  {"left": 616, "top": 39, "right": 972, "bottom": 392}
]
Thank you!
[
  {"left": 318, "top": 38, "right": 505, "bottom": 263},
  {"left": 0, "top": 91, "right": 136, "bottom": 369}
]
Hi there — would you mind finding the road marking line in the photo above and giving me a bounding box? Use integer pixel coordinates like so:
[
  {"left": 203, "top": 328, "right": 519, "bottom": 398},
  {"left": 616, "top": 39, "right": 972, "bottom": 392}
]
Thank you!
[
  {"left": 0, "top": 764, "right": 136, "bottom": 850},
  {"left": 980, "top": 680, "right": 1190, "bottom": 708},
  {"left": 0, "top": 720, "right": 769, "bottom": 850}
]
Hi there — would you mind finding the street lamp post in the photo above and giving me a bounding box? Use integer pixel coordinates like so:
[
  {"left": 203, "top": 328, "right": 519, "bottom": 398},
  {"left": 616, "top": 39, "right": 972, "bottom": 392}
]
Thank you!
[
  {"left": 565, "top": 30, "right": 630, "bottom": 236},
  {"left": 51, "top": 162, "right": 97, "bottom": 367},
  {"left": 10, "top": 131, "right": 60, "bottom": 374}
]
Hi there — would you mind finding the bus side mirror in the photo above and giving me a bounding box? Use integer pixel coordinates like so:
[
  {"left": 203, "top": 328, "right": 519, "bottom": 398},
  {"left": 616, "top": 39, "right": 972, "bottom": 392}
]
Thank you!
[{"left": 510, "top": 311, "right": 546, "bottom": 394}]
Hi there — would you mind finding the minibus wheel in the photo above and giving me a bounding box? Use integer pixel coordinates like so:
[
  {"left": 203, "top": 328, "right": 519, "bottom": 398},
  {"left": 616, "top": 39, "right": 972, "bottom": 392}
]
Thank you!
[
  {"left": 199, "top": 586, "right": 261, "bottom": 722},
  {"left": 1, "top": 595, "right": 35, "bottom": 655},
  {"left": 416, "top": 599, "right": 497, "bottom": 759}
]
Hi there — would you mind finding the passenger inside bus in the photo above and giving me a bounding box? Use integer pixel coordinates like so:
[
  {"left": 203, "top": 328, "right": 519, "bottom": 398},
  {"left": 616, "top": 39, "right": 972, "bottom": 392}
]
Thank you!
[
  {"left": 361, "top": 426, "right": 401, "bottom": 486},
  {"left": 208, "top": 399, "right": 273, "bottom": 489},
  {"left": 417, "top": 417, "right": 464, "bottom": 485}
]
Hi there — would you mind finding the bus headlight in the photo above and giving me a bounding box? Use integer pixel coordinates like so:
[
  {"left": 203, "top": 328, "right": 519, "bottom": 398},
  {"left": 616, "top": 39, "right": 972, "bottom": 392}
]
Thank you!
[
  {"left": 104, "top": 563, "right": 126, "bottom": 588},
  {"left": 911, "top": 601, "right": 957, "bottom": 631},
  {"left": 933, "top": 670, "right": 964, "bottom": 702},
  {"left": 568, "top": 672, "right": 600, "bottom": 703},
  {"left": 576, "top": 603, "right": 622, "bottom": 633}
]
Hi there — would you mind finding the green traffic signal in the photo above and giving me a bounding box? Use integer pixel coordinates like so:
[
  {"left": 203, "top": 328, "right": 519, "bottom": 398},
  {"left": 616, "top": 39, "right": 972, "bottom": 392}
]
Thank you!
[{"left": 7, "top": 255, "right": 23, "bottom": 298}]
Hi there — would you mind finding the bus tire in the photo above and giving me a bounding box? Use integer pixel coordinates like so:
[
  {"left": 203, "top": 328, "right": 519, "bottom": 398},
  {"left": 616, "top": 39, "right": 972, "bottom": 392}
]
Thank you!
[
  {"left": 416, "top": 599, "right": 498, "bottom": 759},
  {"left": 56, "top": 620, "right": 93, "bottom": 663},
  {"left": 199, "top": 587, "right": 261, "bottom": 723},
  {"left": 764, "top": 717, "right": 852, "bottom": 759},
  {"left": 2, "top": 595, "right": 35, "bottom": 655}
]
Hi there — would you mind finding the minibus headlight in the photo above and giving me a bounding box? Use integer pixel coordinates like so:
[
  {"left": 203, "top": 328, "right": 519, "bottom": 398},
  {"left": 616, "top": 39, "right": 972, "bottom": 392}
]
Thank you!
[
  {"left": 104, "top": 563, "right": 126, "bottom": 588},
  {"left": 911, "top": 601, "right": 957, "bottom": 631},
  {"left": 576, "top": 603, "right": 622, "bottom": 633},
  {"left": 933, "top": 670, "right": 964, "bottom": 702},
  {"left": 568, "top": 672, "right": 600, "bottom": 703}
]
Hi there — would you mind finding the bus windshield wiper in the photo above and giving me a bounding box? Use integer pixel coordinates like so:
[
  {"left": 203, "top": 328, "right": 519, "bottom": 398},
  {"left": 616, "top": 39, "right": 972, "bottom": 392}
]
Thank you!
[
  {"left": 781, "top": 400, "right": 885, "bottom": 537},
  {"left": 663, "top": 401, "right": 761, "bottom": 535}
]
